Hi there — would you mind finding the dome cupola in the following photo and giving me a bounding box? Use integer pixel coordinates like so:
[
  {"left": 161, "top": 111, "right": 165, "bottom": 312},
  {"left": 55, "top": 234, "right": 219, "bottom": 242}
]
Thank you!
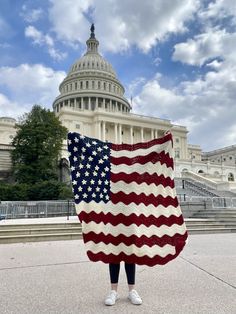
[{"left": 53, "top": 25, "right": 131, "bottom": 114}]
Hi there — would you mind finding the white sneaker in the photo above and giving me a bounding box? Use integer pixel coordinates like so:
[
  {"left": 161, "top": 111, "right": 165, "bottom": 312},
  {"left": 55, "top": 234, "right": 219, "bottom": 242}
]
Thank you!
[
  {"left": 104, "top": 290, "right": 119, "bottom": 306},
  {"left": 128, "top": 289, "right": 142, "bottom": 305}
]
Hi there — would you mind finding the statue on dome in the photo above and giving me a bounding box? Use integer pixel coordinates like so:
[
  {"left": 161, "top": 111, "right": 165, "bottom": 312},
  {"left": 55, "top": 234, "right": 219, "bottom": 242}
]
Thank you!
[{"left": 90, "top": 23, "right": 95, "bottom": 38}]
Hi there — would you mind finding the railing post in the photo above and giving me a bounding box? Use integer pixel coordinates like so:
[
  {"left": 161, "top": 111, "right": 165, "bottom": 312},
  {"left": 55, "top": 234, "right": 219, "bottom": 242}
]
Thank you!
[{"left": 67, "top": 200, "right": 70, "bottom": 220}]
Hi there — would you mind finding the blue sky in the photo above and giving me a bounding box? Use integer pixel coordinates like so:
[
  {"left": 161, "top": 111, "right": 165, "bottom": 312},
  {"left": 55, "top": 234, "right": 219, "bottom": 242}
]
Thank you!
[{"left": 0, "top": 0, "right": 236, "bottom": 151}]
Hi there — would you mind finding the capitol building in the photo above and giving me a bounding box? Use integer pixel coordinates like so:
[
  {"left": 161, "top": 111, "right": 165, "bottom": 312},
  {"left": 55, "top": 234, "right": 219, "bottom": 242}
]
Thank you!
[{"left": 0, "top": 25, "right": 236, "bottom": 192}]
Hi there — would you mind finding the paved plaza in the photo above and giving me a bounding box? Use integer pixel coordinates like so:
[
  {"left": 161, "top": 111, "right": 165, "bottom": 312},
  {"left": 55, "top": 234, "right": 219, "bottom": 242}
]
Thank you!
[{"left": 0, "top": 231, "right": 235, "bottom": 314}]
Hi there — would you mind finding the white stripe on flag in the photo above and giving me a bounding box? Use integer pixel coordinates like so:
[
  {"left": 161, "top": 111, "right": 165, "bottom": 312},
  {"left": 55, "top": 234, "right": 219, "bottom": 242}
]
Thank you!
[
  {"left": 75, "top": 202, "right": 183, "bottom": 218},
  {"left": 82, "top": 221, "right": 187, "bottom": 238},
  {"left": 111, "top": 162, "right": 173, "bottom": 177},
  {"left": 111, "top": 141, "right": 173, "bottom": 158},
  {"left": 85, "top": 241, "right": 176, "bottom": 258},
  {"left": 111, "top": 181, "right": 177, "bottom": 198}
]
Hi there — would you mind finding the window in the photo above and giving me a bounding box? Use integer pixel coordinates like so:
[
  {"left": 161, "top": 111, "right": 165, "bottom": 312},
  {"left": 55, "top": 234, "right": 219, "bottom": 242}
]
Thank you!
[
  {"left": 175, "top": 150, "right": 180, "bottom": 158},
  {"left": 98, "top": 81, "right": 101, "bottom": 89},
  {"left": 80, "top": 81, "right": 83, "bottom": 89},
  {"left": 92, "top": 81, "right": 95, "bottom": 89},
  {"left": 109, "top": 84, "right": 111, "bottom": 92},
  {"left": 175, "top": 138, "right": 179, "bottom": 143},
  {"left": 76, "top": 124, "right": 80, "bottom": 129},
  {"left": 75, "top": 82, "right": 77, "bottom": 90},
  {"left": 86, "top": 81, "right": 89, "bottom": 89},
  {"left": 104, "top": 82, "right": 106, "bottom": 90}
]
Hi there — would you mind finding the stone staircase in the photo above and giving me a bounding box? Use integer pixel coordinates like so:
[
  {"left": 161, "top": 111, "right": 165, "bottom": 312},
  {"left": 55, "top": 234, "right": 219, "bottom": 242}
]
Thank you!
[
  {"left": 0, "top": 222, "right": 82, "bottom": 244},
  {"left": 185, "top": 208, "right": 236, "bottom": 234},
  {"left": 1, "top": 209, "right": 236, "bottom": 244}
]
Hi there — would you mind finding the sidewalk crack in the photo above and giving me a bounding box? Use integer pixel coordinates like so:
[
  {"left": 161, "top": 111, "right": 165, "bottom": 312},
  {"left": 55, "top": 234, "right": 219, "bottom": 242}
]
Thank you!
[{"left": 180, "top": 256, "right": 235, "bottom": 290}]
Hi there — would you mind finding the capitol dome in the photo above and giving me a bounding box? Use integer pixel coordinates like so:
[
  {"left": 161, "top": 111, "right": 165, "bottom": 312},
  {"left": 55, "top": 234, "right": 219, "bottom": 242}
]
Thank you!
[
  {"left": 69, "top": 49, "right": 117, "bottom": 79},
  {"left": 53, "top": 24, "right": 131, "bottom": 114}
]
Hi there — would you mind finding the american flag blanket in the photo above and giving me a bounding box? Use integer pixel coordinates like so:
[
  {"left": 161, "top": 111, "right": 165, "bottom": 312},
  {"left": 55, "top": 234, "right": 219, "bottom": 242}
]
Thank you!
[{"left": 67, "top": 132, "right": 188, "bottom": 266}]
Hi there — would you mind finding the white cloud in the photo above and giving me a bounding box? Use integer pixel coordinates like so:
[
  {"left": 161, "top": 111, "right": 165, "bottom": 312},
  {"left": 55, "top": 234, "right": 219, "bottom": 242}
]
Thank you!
[
  {"left": 49, "top": 0, "right": 200, "bottom": 53},
  {"left": 127, "top": 77, "right": 147, "bottom": 98},
  {"left": 133, "top": 62, "right": 236, "bottom": 150},
  {"left": 199, "top": 0, "right": 236, "bottom": 23},
  {"left": 0, "top": 93, "right": 28, "bottom": 118},
  {"left": 20, "top": 5, "right": 43, "bottom": 23},
  {"left": 25, "top": 25, "right": 67, "bottom": 61},
  {"left": 0, "top": 64, "right": 66, "bottom": 118},
  {"left": 49, "top": 0, "right": 93, "bottom": 44},
  {"left": 173, "top": 29, "right": 236, "bottom": 67}
]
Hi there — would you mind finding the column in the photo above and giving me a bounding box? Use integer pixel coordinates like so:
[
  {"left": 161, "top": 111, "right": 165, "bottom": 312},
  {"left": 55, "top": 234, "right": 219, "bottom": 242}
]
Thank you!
[
  {"left": 81, "top": 97, "right": 84, "bottom": 110},
  {"left": 96, "top": 97, "right": 98, "bottom": 109},
  {"left": 103, "top": 98, "right": 105, "bottom": 110},
  {"left": 141, "top": 127, "right": 144, "bottom": 142},
  {"left": 119, "top": 124, "right": 122, "bottom": 143},
  {"left": 109, "top": 99, "right": 112, "bottom": 111},
  {"left": 102, "top": 121, "right": 106, "bottom": 141},
  {"left": 115, "top": 101, "right": 118, "bottom": 111},
  {"left": 88, "top": 97, "right": 91, "bottom": 110},
  {"left": 98, "top": 121, "right": 101, "bottom": 140},
  {"left": 130, "top": 126, "right": 133, "bottom": 144},
  {"left": 151, "top": 129, "right": 154, "bottom": 139},
  {"left": 114, "top": 123, "right": 118, "bottom": 143},
  {"left": 154, "top": 130, "right": 158, "bottom": 138}
]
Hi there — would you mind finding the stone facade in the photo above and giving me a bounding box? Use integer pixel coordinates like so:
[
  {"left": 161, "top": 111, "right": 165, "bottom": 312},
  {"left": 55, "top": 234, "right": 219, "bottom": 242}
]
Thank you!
[{"left": 202, "top": 146, "right": 236, "bottom": 167}]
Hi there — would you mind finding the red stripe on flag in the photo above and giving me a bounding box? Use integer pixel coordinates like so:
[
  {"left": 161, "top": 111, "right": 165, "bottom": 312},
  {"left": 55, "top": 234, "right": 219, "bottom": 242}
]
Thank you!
[
  {"left": 111, "top": 133, "right": 173, "bottom": 151},
  {"left": 110, "top": 151, "right": 173, "bottom": 168},
  {"left": 80, "top": 211, "right": 184, "bottom": 227},
  {"left": 83, "top": 231, "right": 188, "bottom": 248},
  {"left": 86, "top": 235, "right": 187, "bottom": 266},
  {"left": 110, "top": 191, "right": 179, "bottom": 207},
  {"left": 111, "top": 172, "right": 175, "bottom": 188}
]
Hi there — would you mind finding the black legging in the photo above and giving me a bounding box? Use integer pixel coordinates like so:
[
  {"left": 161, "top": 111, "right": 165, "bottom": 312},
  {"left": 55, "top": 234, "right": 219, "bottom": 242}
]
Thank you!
[{"left": 109, "top": 263, "right": 136, "bottom": 285}]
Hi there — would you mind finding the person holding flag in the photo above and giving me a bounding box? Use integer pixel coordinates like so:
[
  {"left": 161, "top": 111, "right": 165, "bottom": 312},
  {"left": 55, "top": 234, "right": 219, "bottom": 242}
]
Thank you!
[{"left": 67, "top": 131, "right": 188, "bottom": 306}]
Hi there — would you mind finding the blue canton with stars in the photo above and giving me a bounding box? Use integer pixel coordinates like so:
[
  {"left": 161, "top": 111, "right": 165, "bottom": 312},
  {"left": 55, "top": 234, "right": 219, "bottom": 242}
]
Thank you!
[{"left": 67, "top": 132, "right": 111, "bottom": 204}]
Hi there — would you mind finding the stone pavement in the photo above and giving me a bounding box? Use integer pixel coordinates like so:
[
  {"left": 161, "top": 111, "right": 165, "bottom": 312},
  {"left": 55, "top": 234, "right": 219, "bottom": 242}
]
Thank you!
[{"left": 0, "top": 232, "right": 235, "bottom": 314}]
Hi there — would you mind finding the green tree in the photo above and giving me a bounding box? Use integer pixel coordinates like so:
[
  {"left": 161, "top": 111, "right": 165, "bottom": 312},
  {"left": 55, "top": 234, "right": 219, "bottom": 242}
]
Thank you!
[{"left": 11, "top": 105, "right": 68, "bottom": 184}]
